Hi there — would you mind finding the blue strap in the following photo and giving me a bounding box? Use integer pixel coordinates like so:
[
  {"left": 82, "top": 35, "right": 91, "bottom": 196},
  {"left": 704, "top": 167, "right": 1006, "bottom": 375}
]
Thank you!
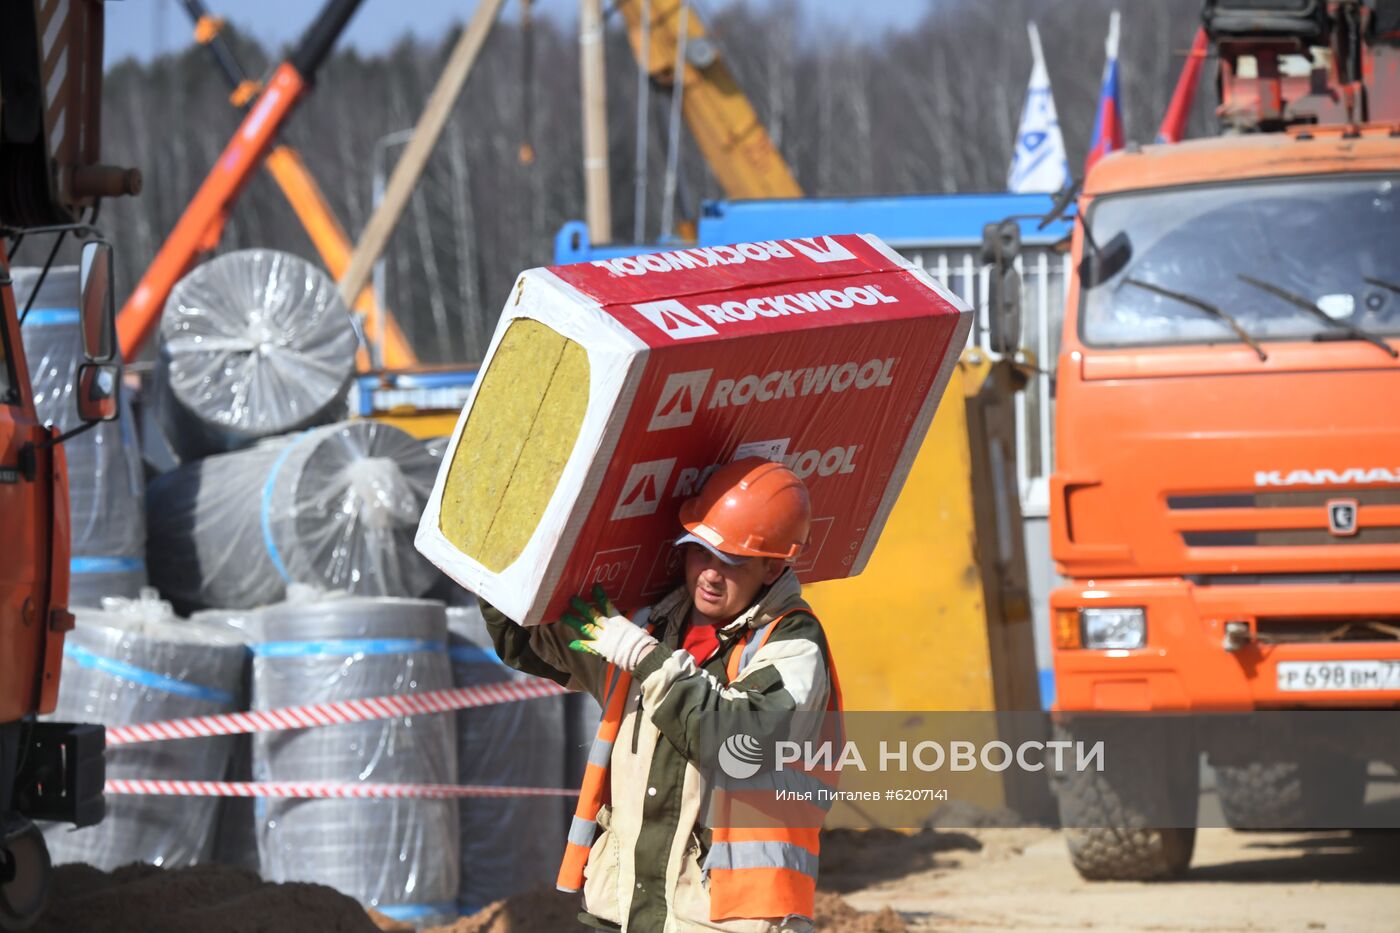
[
  {"left": 258, "top": 431, "right": 313, "bottom": 584},
  {"left": 23, "top": 308, "right": 80, "bottom": 326},
  {"left": 374, "top": 902, "right": 458, "bottom": 921},
  {"left": 448, "top": 644, "right": 504, "bottom": 665},
  {"left": 71, "top": 556, "right": 146, "bottom": 575},
  {"left": 64, "top": 642, "right": 236, "bottom": 704},
  {"left": 252, "top": 638, "right": 445, "bottom": 658}
]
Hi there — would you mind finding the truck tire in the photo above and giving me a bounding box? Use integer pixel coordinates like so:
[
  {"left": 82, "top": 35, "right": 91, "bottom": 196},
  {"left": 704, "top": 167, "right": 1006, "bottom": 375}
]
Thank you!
[
  {"left": 0, "top": 818, "right": 51, "bottom": 931},
  {"left": 1215, "top": 755, "right": 1367, "bottom": 830},
  {"left": 1053, "top": 722, "right": 1198, "bottom": 881}
]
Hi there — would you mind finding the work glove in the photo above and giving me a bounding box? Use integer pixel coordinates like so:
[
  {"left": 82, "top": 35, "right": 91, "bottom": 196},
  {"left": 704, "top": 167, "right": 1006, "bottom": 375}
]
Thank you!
[{"left": 561, "top": 586, "right": 658, "bottom": 671}]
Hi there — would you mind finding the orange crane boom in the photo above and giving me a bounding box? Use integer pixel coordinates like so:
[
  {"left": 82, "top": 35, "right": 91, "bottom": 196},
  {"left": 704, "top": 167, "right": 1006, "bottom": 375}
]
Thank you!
[
  {"left": 116, "top": 0, "right": 366, "bottom": 361},
  {"left": 178, "top": 0, "right": 416, "bottom": 368}
]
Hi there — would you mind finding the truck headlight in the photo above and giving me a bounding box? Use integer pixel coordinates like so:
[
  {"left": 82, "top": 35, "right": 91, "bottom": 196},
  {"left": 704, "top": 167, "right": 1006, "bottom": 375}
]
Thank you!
[{"left": 1080, "top": 607, "right": 1146, "bottom": 649}]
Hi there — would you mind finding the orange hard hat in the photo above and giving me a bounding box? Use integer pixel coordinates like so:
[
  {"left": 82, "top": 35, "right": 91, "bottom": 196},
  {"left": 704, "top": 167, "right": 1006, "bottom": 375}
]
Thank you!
[{"left": 676, "top": 457, "right": 811, "bottom": 562}]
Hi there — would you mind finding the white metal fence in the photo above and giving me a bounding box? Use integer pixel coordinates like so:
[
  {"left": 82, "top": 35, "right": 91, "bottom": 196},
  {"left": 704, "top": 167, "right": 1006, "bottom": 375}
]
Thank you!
[{"left": 901, "top": 245, "right": 1073, "bottom": 518}]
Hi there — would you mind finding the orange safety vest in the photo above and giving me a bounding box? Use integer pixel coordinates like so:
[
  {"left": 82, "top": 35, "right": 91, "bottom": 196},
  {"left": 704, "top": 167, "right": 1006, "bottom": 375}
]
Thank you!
[{"left": 556, "top": 609, "right": 843, "bottom": 925}]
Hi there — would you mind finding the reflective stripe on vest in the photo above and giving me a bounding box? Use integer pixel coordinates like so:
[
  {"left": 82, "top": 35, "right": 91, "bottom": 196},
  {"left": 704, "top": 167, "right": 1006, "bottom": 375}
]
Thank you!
[
  {"left": 711, "top": 608, "right": 843, "bottom": 923},
  {"left": 555, "top": 608, "right": 655, "bottom": 894}
]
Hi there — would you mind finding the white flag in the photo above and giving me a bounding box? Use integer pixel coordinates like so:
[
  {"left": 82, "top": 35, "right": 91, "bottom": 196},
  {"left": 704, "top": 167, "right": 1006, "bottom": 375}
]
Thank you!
[{"left": 1008, "top": 22, "right": 1071, "bottom": 194}]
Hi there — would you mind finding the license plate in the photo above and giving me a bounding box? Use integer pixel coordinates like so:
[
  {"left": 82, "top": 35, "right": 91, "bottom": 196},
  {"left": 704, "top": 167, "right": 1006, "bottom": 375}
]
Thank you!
[{"left": 1276, "top": 660, "right": 1400, "bottom": 692}]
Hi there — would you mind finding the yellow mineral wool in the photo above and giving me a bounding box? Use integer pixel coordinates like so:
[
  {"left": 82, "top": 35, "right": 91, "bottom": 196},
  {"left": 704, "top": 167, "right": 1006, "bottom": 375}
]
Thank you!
[{"left": 439, "top": 319, "right": 590, "bottom": 570}]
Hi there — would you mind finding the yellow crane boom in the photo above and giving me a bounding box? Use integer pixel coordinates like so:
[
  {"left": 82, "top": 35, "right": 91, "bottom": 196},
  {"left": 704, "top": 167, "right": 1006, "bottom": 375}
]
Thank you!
[{"left": 614, "top": 0, "right": 802, "bottom": 200}]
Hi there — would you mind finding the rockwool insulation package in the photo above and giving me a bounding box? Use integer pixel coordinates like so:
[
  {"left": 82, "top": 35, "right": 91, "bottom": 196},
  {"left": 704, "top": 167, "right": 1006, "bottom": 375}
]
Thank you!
[
  {"left": 15, "top": 266, "right": 148, "bottom": 605},
  {"left": 153, "top": 249, "right": 358, "bottom": 462},
  {"left": 146, "top": 420, "right": 439, "bottom": 612},
  {"left": 41, "top": 591, "right": 247, "bottom": 870},
  {"left": 447, "top": 601, "right": 567, "bottom": 913},
  {"left": 417, "top": 234, "right": 971, "bottom": 625},
  {"left": 253, "top": 596, "right": 458, "bottom": 926}
]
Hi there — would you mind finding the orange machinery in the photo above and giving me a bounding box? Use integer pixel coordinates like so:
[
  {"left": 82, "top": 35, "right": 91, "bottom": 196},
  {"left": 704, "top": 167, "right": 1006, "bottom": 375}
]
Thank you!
[
  {"left": 115, "top": 0, "right": 365, "bottom": 362},
  {"left": 2, "top": 0, "right": 134, "bottom": 924},
  {"left": 1021, "top": 0, "right": 1400, "bottom": 880},
  {"left": 175, "top": 0, "right": 416, "bottom": 369}
]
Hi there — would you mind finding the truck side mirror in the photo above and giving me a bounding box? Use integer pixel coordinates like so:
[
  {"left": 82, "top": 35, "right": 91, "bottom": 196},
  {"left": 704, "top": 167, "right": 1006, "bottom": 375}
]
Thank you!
[
  {"left": 981, "top": 221, "right": 1023, "bottom": 354},
  {"left": 75, "top": 362, "right": 119, "bottom": 423},
  {"left": 78, "top": 240, "right": 115, "bottom": 363},
  {"left": 988, "top": 268, "right": 1023, "bottom": 356},
  {"left": 1078, "top": 231, "right": 1133, "bottom": 289}
]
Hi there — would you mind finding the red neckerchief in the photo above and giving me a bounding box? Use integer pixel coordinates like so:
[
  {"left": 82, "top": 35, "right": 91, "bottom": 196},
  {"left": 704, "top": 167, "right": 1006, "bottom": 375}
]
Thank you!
[{"left": 680, "top": 613, "right": 722, "bottom": 665}]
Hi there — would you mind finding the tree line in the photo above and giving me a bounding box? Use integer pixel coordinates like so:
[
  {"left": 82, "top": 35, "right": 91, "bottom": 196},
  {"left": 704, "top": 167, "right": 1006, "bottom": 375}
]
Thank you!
[{"left": 97, "top": 0, "right": 1215, "bottom": 365}]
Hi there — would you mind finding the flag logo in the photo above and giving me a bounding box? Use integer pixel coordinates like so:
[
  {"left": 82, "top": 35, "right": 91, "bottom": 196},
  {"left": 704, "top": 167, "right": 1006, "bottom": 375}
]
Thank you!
[
  {"left": 633, "top": 300, "right": 718, "bottom": 340},
  {"left": 787, "top": 236, "right": 856, "bottom": 264},
  {"left": 612, "top": 458, "right": 677, "bottom": 520},
  {"left": 648, "top": 370, "right": 713, "bottom": 431}
]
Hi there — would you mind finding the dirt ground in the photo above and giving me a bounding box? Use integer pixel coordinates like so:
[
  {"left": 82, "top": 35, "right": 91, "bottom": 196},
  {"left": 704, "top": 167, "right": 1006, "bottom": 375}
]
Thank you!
[
  {"left": 31, "top": 827, "right": 1400, "bottom": 931},
  {"left": 838, "top": 827, "right": 1400, "bottom": 932}
]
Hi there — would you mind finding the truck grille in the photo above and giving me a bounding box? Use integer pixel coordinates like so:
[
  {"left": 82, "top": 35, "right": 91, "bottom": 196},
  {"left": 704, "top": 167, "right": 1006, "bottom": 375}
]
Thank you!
[
  {"left": 1170, "top": 489, "right": 1400, "bottom": 547},
  {"left": 1257, "top": 617, "right": 1400, "bottom": 644}
]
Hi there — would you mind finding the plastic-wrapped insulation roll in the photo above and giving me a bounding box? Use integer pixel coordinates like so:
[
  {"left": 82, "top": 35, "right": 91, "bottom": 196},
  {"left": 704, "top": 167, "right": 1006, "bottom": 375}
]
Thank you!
[
  {"left": 153, "top": 249, "right": 358, "bottom": 462},
  {"left": 192, "top": 608, "right": 262, "bottom": 872},
  {"left": 41, "top": 591, "right": 248, "bottom": 870},
  {"left": 447, "top": 601, "right": 568, "bottom": 913},
  {"left": 15, "top": 266, "right": 147, "bottom": 605},
  {"left": 146, "top": 420, "right": 440, "bottom": 613},
  {"left": 252, "top": 596, "right": 458, "bottom": 926}
]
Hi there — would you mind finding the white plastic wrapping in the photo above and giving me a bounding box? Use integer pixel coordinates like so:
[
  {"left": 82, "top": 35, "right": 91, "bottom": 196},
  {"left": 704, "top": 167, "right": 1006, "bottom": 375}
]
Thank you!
[
  {"left": 41, "top": 590, "right": 248, "bottom": 869},
  {"left": 15, "top": 266, "right": 147, "bottom": 605},
  {"left": 153, "top": 249, "right": 358, "bottom": 461},
  {"left": 146, "top": 420, "right": 440, "bottom": 613},
  {"left": 447, "top": 602, "right": 568, "bottom": 913},
  {"left": 252, "top": 596, "right": 458, "bottom": 926}
]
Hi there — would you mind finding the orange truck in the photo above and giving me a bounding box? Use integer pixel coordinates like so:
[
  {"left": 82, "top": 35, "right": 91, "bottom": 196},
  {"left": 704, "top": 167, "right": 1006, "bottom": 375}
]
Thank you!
[
  {"left": 1032, "top": 0, "right": 1400, "bottom": 879},
  {"left": 2, "top": 1, "right": 134, "bottom": 925}
]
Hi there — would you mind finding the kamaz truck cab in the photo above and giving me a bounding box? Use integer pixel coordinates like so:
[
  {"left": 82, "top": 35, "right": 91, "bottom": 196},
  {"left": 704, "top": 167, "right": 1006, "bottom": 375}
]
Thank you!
[
  {"left": 1, "top": 1, "right": 136, "bottom": 926},
  {"left": 1044, "top": 0, "right": 1400, "bottom": 879}
]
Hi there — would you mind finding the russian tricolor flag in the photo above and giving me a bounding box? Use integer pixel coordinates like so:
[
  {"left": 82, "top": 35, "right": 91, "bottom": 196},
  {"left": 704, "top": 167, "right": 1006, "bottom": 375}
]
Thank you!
[{"left": 1085, "top": 11, "right": 1124, "bottom": 176}]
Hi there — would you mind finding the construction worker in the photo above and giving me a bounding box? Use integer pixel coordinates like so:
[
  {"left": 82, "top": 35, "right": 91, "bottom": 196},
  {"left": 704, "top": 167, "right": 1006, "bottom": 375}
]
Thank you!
[{"left": 483, "top": 457, "right": 840, "bottom": 932}]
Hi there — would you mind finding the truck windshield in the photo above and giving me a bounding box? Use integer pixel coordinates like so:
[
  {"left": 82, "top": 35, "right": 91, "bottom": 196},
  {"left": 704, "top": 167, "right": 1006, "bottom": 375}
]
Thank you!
[{"left": 1081, "top": 174, "right": 1400, "bottom": 348}]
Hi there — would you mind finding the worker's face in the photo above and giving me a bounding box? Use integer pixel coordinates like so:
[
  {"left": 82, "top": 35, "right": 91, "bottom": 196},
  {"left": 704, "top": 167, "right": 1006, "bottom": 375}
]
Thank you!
[{"left": 683, "top": 544, "right": 786, "bottom": 625}]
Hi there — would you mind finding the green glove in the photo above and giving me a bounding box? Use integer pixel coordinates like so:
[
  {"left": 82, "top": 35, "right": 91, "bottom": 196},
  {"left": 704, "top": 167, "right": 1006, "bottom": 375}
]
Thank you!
[{"left": 561, "top": 586, "right": 658, "bottom": 671}]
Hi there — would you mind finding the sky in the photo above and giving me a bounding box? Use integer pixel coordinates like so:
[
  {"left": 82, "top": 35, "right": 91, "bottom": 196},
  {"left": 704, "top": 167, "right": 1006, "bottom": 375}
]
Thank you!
[{"left": 104, "top": 0, "right": 939, "bottom": 69}]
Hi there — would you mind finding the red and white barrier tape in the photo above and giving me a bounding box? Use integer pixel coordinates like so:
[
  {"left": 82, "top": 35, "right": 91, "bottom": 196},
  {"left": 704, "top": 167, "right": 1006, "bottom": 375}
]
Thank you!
[
  {"left": 105, "top": 679, "right": 568, "bottom": 747},
  {"left": 106, "top": 779, "right": 576, "bottom": 800}
]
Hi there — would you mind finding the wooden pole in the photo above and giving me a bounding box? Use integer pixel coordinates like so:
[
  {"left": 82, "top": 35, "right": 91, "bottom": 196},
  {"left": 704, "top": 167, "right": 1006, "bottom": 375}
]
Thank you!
[
  {"left": 580, "top": 0, "right": 613, "bottom": 243},
  {"left": 337, "top": 0, "right": 506, "bottom": 308}
]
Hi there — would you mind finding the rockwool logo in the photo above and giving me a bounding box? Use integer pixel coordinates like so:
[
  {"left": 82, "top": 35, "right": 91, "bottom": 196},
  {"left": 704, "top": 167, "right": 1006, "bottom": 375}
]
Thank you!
[
  {"left": 590, "top": 236, "right": 858, "bottom": 278},
  {"left": 648, "top": 370, "right": 713, "bottom": 431},
  {"left": 633, "top": 300, "right": 718, "bottom": 341},
  {"left": 612, "top": 458, "right": 677, "bottom": 520},
  {"left": 786, "top": 236, "right": 856, "bottom": 264}
]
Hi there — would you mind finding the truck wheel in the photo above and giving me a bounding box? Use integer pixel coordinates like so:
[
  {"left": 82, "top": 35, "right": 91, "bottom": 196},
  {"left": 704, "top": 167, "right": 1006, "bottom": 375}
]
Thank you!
[
  {"left": 1053, "top": 723, "right": 1198, "bottom": 881},
  {"left": 1215, "top": 755, "right": 1368, "bottom": 830},
  {"left": 0, "top": 819, "right": 51, "bottom": 931}
]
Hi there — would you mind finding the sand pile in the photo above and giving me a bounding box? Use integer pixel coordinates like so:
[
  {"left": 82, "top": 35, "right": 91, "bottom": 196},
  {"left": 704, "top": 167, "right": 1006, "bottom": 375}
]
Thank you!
[
  {"left": 33, "top": 863, "right": 382, "bottom": 933},
  {"left": 412, "top": 887, "right": 907, "bottom": 932}
]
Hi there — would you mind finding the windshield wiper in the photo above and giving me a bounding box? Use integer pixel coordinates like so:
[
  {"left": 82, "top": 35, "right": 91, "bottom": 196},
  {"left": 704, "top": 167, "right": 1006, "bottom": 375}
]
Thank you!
[
  {"left": 1237, "top": 274, "right": 1398, "bottom": 359},
  {"left": 1124, "top": 278, "right": 1268, "bottom": 361},
  {"left": 1364, "top": 276, "right": 1400, "bottom": 296}
]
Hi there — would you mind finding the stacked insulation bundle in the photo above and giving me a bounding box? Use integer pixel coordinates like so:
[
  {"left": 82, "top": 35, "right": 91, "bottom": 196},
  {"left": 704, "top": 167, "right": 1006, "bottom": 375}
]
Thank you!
[
  {"left": 15, "top": 266, "right": 147, "bottom": 605},
  {"left": 447, "top": 601, "right": 567, "bottom": 912},
  {"left": 151, "top": 249, "right": 358, "bottom": 462},
  {"left": 416, "top": 234, "right": 972, "bottom": 625},
  {"left": 252, "top": 596, "right": 459, "bottom": 926},
  {"left": 145, "top": 420, "right": 440, "bottom": 613},
  {"left": 42, "top": 591, "right": 247, "bottom": 869}
]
